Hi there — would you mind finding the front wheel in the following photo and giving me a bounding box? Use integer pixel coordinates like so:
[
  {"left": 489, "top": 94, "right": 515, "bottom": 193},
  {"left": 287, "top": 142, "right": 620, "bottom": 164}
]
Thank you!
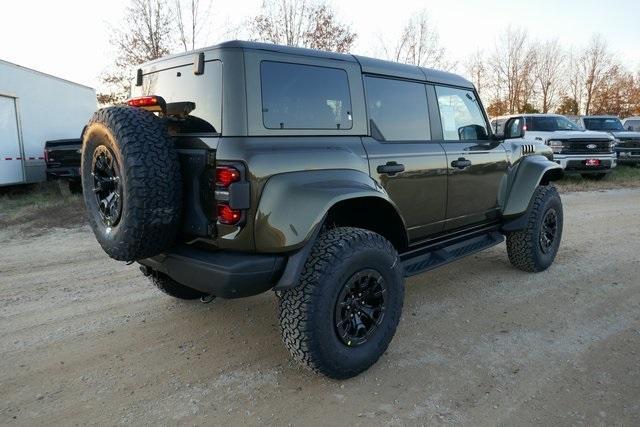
[
  {"left": 506, "top": 185, "right": 563, "bottom": 272},
  {"left": 278, "top": 227, "right": 404, "bottom": 379}
]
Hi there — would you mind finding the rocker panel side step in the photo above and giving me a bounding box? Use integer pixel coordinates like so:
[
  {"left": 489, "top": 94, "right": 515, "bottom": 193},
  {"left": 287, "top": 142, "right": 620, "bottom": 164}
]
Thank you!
[{"left": 401, "top": 231, "right": 504, "bottom": 277}]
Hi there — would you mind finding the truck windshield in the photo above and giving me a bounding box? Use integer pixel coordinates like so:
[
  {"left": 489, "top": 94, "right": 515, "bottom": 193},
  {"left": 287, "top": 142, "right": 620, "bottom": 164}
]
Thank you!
[
  {"left": 583, "top": 118, "right": 625, "bottom": 131},
  {"left": 527, "top": 116, "right": 582, "bottom": 132}
]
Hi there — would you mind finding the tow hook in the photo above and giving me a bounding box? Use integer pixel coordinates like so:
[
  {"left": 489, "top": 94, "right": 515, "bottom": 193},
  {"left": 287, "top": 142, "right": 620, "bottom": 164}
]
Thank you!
[{"left": 200, "top": 295, "right": 216, "bottom": 304}]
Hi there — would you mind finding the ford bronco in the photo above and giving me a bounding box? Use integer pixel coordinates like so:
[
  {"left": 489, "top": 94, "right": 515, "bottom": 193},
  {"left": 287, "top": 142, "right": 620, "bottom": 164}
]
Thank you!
[{"left": 81, "top": 41, "right": 564, "bottom": 379}]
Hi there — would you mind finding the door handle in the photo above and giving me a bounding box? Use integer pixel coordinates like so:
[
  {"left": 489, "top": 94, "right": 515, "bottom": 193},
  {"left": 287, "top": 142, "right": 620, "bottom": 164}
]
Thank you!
[
  {"left": 377, "top": 162, "right": 405, "bottom": 176},
  {"left": 451, "top": 157, "right": 472, "bottom": 169}
]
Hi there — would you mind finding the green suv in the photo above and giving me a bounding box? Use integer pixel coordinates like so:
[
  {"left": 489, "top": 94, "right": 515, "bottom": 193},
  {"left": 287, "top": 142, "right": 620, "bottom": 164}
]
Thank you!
[{"left": 81, "top": 41, "right": 564, "bottom": 379}]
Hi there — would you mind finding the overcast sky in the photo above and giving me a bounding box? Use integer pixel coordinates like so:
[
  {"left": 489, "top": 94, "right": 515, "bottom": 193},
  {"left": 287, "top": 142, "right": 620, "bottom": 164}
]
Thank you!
[{"left": 1, "top": 0, "right": 639, "bottom": 89}]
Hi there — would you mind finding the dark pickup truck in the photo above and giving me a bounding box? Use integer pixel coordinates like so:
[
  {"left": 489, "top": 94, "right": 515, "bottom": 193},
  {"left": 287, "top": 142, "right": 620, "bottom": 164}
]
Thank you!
[{"left": 44, "top": 138, "right": 82, "bottom": 193}]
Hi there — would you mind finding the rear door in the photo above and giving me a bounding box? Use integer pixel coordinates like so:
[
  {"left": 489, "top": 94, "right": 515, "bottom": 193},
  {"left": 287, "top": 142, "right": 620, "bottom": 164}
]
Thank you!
[
  {"left": 431, "top": 85, "right": 508, "bottom": 230},
  {"left": 0, "top": 95, "right": 24, "bottom": 185},
  {"left": 363, "top": 76, "right": 448, "bottom": 241}
]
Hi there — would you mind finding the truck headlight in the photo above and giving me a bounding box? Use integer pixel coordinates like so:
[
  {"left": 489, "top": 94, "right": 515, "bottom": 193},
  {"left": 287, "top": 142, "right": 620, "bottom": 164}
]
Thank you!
[{"left": 547, "top": 140, "right": 563, "bottom": 154}]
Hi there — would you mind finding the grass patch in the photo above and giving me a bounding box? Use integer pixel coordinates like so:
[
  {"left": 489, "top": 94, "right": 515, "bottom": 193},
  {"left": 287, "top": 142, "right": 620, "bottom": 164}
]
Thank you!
[
  {"left": 555, "top": 165, "right": 640, "bottom": 193},
  {"left": 0, "top": 181, "right": 86, "bottom": 232}
]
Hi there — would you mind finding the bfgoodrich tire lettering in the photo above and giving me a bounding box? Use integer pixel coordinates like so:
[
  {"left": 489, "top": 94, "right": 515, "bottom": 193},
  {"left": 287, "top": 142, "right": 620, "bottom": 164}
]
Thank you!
[
  {"left": 81, "top": 106, "right": 182, "bottom": 261},
  {"left": 506, "top": 185, "right": 563, "bottom": 272},
  {"left": 278, "top": 227, "right": 404, "bottom": 379}
]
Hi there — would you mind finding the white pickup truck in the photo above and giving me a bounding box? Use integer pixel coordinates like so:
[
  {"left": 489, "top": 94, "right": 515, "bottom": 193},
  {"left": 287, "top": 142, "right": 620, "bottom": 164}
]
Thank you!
[{"left": 491, "top": 114, "right": 616, "bottom": 180}]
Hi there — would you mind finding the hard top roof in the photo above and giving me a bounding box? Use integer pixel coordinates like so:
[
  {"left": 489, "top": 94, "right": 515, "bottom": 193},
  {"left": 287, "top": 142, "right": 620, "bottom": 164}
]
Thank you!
[{"left": 142, "top": 40, "right": 474, "bottom": 89}]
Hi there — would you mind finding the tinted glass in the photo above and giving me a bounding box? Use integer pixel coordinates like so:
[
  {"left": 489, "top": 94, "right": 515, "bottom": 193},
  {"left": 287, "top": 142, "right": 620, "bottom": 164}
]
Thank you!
[
  {"left": 260, "top": 61, "right": 352, "bottom": 130},
  {"left": 527, "top": 116, "right": 582, "bottom": 131},
  {"left": 435, "top": 86, "right": 488, "bottom": 140},
  {"left": 492, "top": 118, "right": 507, "bottom": 136},
  {"left": 136, "top": 60, "right": 222, "bottom": 134},
  {"left": 583, "top": 118, "right": 624, "bottom": 131},
  {"left": 364, "top": 76, "right": 430, "bottom": 141},
  {"left": 625, "top": 120, "right": 640, "bottom": 131}
]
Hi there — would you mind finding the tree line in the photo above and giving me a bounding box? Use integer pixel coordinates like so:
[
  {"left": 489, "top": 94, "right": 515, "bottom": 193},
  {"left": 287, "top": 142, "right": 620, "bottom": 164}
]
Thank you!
[{"left": 99, "top": 0, "right": 640, "bottom": 119}]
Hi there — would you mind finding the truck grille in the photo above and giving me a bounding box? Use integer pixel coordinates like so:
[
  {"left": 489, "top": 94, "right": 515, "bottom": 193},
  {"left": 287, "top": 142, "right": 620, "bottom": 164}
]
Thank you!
[
  {"left": 560, "top": 139, "right": 612, "bottom": 154},
  {"left": 616, "top": 137, "right": 640, "bottom": 149}
]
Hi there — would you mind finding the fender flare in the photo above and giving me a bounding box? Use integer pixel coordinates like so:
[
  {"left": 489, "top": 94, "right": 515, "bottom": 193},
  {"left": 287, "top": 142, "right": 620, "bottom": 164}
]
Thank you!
[
  {"left": 254, "top": 169, "right": 404, "bottom": 253},
  {"left": 502, "top": 155, "right": 563, "bottom": 219}
]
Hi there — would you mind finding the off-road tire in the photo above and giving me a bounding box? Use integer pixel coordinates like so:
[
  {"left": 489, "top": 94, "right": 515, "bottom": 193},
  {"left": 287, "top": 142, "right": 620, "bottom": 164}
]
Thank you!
[
  {"left": 581, "top": 173, "right": 607, "bottom": 180},
  {"left": 278, "top": 227, "right": 404, "bottom": 379},
  {"left": 506, "top": 185, "right": 563, "bottom": 272},
  {"left": 150, "top": 271, "right": 207, "bottom": 300},
  {"left": 81, "top": 106, "right": 182, "bottom": 261}
]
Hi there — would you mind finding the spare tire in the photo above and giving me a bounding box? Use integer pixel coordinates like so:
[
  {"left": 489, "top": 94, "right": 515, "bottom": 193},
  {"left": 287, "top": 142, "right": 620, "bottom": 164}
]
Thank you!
[{"left": 81, "top": 106, "right": 182, "bottom": 261}]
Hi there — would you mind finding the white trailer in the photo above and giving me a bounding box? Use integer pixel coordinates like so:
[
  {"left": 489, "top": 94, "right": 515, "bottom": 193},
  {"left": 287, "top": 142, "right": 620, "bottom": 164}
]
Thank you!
[{"left": 0, "top": 60, "right": 96, "bottom": 186}]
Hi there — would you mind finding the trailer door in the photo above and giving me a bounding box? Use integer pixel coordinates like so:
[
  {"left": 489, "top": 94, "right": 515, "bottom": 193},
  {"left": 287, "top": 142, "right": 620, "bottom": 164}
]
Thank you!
[{"left": 0, "top": 95, "right": 23, "bottom": 185}]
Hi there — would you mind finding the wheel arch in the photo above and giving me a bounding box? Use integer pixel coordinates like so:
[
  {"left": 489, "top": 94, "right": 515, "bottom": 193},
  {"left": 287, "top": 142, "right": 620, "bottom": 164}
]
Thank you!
[
  {"left": 502, "top": 155, "right": 563, "bottom": 217},
  {"left": 254, "top": 169, "right": 408, "bottom": 253}
]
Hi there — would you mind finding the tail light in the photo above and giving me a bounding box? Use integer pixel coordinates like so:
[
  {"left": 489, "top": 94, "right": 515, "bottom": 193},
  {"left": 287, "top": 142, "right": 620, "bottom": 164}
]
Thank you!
[
  {"left": 214, "top": 163, "right": 248, "bottom": 226},
  {"left": 43, "top": 149, "right": 49, "bottom": 163},
  {"left": 217, "top": 204, "right": 242, "bottom": 225},
  {"left": 215, "top": 166, "right": 241, "bottom": 187}
]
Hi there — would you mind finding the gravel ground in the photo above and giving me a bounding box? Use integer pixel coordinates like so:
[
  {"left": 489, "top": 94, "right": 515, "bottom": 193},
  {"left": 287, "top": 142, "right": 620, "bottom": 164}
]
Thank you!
[{"left": 1, "top": 188, "right": 639, "bottom": 426}]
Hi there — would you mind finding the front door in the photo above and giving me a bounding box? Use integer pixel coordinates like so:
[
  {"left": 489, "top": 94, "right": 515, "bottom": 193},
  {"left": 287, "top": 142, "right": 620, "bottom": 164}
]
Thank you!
[
  {"left": 431, "top": 85, "right": 508, "bottom": 230},
  {"left": 0, "top": 95, "right": 24, "bottom": 185},
  {"left": 363, "top": 76, "right": 448, "bottom": 242}
]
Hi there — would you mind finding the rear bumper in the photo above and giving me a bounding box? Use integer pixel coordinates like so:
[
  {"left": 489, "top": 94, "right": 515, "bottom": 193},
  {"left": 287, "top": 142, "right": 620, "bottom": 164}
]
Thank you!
[
  {"left": 46, "top": 166, "right": 80, "bottom": 180},
  {"left": 139, "top": 245, "right": 286, "bottom": 298},
  {"left": 552, "top": 154, "right": 616, "bottom": 172}
]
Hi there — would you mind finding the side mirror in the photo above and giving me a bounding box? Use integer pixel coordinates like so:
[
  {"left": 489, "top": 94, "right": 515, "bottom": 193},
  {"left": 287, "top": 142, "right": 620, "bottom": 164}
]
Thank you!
[
  {"left": 458, "top": 124, "right": 488, "bottom": 141},
  {"left": 504, "top": 117, "right": 525, "bottom": 139}
]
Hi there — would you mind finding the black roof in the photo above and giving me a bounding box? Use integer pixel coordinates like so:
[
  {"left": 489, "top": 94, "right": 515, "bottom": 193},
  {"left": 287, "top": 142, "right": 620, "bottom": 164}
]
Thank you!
[{"left": 143, "top": 40, "right": 474, "bottom": 89}]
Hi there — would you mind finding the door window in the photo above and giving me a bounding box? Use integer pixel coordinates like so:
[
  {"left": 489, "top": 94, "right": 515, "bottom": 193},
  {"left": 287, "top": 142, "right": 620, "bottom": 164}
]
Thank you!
[
  {"left": 435, "top": 86, "right": 488, "bottom": 141},
  {"left": 364, "top": 76, "right": 430, "bottom": 141}
]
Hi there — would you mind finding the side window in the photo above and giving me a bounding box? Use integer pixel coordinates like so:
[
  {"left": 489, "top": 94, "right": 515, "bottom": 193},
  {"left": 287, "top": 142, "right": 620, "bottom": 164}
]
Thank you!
[
  {"left": 492, "top": 118, "right": 507, "bottom": 136},
  {"left": 435, "top": 86, "right": 488, "bottom": 141},
  {"left": 260, "top": 61, "right": 352, "bottom": 130},
  {"left": 364, "top": 76, "right": 430, "bottom": 141}
]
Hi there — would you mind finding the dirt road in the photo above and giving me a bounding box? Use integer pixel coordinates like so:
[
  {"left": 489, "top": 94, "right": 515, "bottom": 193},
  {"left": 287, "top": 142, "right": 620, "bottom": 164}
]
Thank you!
[{"left": 1, "top": 189, "right": 639, "bottom": 425}]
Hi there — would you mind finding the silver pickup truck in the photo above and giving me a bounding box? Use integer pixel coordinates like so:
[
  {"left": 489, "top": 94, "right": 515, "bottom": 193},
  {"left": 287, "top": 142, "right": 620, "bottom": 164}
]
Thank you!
[{"left": 492, "top": 114, "right": 616, "bottom": 180}]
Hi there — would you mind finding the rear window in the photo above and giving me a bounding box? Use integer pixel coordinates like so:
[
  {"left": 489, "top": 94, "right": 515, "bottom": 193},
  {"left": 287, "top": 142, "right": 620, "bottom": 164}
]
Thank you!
[
  {"left": 136, "top": 60, "right": 222, "bottom": 134},
  {"left": 260, "top": 61, "right": 352, "bottom": 130}
]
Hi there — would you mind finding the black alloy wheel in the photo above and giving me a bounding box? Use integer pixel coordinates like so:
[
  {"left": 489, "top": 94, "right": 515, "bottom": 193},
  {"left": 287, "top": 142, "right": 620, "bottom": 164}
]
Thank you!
[
  {"left": 539, "top": 208, "right": 558, "bottom": 254},
  {"left": 334, "top": 269, "right": 387, "bottom": 347},
  {"left": 91, "top": 145, "right": 122, "bottom": 227}
]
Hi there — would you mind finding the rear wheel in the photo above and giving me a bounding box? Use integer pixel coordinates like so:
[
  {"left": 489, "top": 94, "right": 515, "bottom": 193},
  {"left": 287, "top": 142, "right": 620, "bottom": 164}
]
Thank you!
[
  {"left": 506, "top": 185, "right": 563, "bottom": 272},
  {"left": 149, "top": 271, "right": 207, "bottom": 300},
  {"left": 581, "top": 173, "right": 607, "bottom": 180},
  {"left": 278, "top": 227, "right": 404, "bottom": 379}
]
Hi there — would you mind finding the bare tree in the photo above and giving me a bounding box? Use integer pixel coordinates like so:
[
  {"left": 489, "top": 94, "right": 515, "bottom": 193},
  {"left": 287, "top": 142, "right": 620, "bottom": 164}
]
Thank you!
[
  {"left": 464, "top": 49, "right": 488, "bottom": 96},
  {"left": 384, "top": 10, "right": 453, "bottom": 70},
  {"left": 248, "top": 0, "right": 356, "bottom": 53},
  {"left": 535, "top": 39, "right": 565, "bottom": 113},
  {"left": 580, "top": 35, "right": 612, "bottom": 115},
  {"left": 174, "top": 0, "right": 213, "bottom": 51},
  {"left": 489, "top": 27, "right": 537, "bottom": 114},
  {"left": 98, "top": 0, "right": 175, "bottom": 104},
  {"left": 565, "top": 49, "right": 584, "bottom": 114}
]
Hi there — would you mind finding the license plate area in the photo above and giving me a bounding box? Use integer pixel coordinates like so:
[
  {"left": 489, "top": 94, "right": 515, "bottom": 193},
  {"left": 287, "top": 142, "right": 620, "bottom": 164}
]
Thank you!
[{"left": 584, "top": 159, "right": 601, "bottom": 166}]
